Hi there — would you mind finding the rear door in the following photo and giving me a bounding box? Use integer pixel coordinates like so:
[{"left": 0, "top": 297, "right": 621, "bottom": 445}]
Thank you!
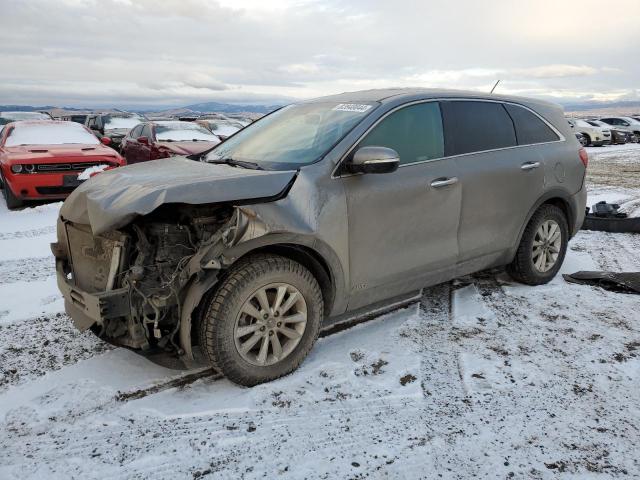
[
  {"left": 442, "top": 100, "right": 554, "bottom": 269},
  {"left": 341, "top": 101, "right": 462, "bottom": 309}
]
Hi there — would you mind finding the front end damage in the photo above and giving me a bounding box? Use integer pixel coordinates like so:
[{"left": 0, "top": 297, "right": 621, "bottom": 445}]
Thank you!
[{"left": 53, "top": 205, "right": 269, "bottom": 366}]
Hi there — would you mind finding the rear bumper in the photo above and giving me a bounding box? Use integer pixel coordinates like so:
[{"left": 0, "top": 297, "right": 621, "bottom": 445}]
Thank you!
[
  {"left": 572, "top": 186, "right": 587, "bottom": 236},
  {"left": 55, "top": 259, "right": 130, "bottom": 331}
]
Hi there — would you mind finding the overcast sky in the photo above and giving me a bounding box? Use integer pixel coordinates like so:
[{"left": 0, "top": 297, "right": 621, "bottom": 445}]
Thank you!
[{"left": 1, "top": 0, "right": 639, "bottom": 108}]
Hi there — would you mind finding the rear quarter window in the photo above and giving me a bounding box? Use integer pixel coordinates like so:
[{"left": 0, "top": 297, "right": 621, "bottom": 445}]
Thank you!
[
  {"left": 441, "top": 101, "right": 516, "bottom": 156},
  {"left": 504, "top": 104, "right": 560, "bottom": 145}
]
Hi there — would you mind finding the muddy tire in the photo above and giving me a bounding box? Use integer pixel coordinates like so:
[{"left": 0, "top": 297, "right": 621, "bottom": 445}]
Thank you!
[
  {"left": 507, "top": 204, "right": 568, "bottom": 285},
  {"left": 200, "top": 254, "right": 323, "bottom": 386}
]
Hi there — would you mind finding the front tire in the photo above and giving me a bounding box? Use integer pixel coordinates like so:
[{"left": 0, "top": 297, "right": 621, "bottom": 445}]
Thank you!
[
  {"left": 507, "top": 204, "right": 568, "bottom": 285},
  {"left": 1, "top": 176, "right": 23, "bottom": 209},
  {"left": 200, "top": 254, "right": 323, "bottom": 386}
]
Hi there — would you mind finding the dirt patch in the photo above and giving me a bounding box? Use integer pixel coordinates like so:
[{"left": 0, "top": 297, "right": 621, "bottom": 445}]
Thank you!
[{"left": 399, "top": 374, "right": 417, "bottom": 386}]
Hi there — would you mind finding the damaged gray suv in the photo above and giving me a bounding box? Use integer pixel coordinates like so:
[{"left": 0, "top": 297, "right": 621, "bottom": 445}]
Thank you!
[{"left": 53, "top": 89, "right": 587, "bottom": 386}]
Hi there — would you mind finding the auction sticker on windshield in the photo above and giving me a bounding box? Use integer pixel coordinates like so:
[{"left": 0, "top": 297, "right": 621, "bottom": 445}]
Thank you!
[{"left": 332, "top": 104, "right": 372, "bottom": 113}]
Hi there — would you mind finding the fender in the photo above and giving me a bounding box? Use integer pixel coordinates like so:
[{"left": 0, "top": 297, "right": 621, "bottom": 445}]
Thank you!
[
  {"left": 179, "top": 233, "right": 347, "bottom": 361},
  {"left": 221, "top": 232, "right": 348, "bottom": 316}
]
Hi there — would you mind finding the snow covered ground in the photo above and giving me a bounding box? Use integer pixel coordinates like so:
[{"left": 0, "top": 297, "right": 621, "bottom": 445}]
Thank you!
[{"left": 1, "top": 145, "right": 639, "bottom": 479}]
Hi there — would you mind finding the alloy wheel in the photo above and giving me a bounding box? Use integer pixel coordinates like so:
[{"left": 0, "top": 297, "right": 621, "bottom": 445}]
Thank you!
[
  {"left": 234, "top": 282, "right": 308, "bottom": 366},
  {"left": 532, "top": 220, "right": 562, "bottom": 273}
]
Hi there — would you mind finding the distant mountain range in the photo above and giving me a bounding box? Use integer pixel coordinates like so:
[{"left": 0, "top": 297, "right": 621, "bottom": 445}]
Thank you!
[
  {"left": 562, "top": 100, "right": 640, "bottom": 112},
  {"left": 179, "top": 101, "right": 281, "bottom": 114},
  {"left": 2, "top": 98, "right": 638, "bottom": 116},
  {"left": 0, "top": 101, "right": 282, "bottom": 115}
]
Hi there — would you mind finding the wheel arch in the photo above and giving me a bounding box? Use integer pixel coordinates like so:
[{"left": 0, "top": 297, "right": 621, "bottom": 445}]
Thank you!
[
  {"left": 510, "top": 189, "right": 578, "bottom": 261},
  {"left": 180, "top": 235, "right": 346, "bottom": 361},
  {"left": 223, "top": 237, "right": 343, "bottom": 318}
]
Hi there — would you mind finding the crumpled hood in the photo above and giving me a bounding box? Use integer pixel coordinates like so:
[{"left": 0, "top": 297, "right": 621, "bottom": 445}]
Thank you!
[{"left": 60, "top": 156, "right": 296, "bottom": 235}]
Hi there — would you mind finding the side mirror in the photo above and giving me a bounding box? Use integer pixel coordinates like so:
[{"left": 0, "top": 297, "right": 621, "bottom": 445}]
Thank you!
[
  {"left": 622, "top": 122, "right": 630, "bottom": 127},
  {"left": 347, "top": 146, "right": 399, "bottom": 174},
  {"left": 100, "top": 137, "right": 111, "bottom": 146},
  {"left": 138, "top": 136, "right": 149, "bottom": 145}
]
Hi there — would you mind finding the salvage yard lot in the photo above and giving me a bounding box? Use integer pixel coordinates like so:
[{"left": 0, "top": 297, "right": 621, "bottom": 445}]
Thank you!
[{"left": 1, "top": 145, "right": 640, "bottom": 479}]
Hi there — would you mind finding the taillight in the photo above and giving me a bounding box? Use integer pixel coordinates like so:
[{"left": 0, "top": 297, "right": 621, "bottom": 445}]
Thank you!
[{"left": 578, "top": 147, "right": 588, "bottom": 168}]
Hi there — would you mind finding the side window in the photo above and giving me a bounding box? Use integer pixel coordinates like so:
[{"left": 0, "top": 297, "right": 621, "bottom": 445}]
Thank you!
[
  {"left": 87, "top": 116, "right": 97, "bottom": 128},
  {"left": 504, "top": 104, "right": 559, "bottom": 145},
  {"left": 441, "top": 101, "right": 516, "bottom": 156},
  {"left": 357, "top": 102, "right": 444, "bottom": 165},
  {"left": 141, "top": 124, "right": 152, "bottom": 139}
]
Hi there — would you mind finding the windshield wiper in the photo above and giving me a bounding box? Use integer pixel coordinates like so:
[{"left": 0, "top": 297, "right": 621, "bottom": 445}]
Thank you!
[{"left": 208, "top": 158, "right": 263, "bottom": 170}]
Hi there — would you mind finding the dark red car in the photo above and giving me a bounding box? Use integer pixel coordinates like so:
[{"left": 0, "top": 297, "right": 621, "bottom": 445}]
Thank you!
[
  {"left": 0, "top": 121, "right": 126, "bottom": 209},
  {"left": 121, "top": 121, "right": 220, "bottom": 164}
]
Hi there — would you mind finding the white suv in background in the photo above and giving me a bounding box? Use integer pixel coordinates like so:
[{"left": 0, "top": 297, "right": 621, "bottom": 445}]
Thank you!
[
  {"left": 566, "top": 118, "right": 611, "bottom": 146},
  {"left": 598, "top": 117, "right": 640, "bottom": 141}
]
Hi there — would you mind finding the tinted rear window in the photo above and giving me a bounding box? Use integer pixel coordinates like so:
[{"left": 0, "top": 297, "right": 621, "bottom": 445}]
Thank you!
[
  {"left": 504, "top": 104, "right": 559, "bottom": 145},
  {"left": 441, "top": 101, "right": 516, "bottom": 156}
]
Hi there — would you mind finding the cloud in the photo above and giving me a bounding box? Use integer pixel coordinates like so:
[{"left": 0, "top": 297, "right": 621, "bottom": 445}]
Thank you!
[
  {"left": 0, "top": 0, "right": 638, "bottom": 107},
  {"left": 513, "top": 65, "right": 601, "bottom": 79}
]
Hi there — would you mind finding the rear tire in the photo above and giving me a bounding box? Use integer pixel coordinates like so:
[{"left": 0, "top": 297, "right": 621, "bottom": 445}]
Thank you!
[
  {"left": 507, "top": 204, "right": 568, "bottom": 285},
  {"left": 200, "top": 254, "right": 323, "bottom": 386}
]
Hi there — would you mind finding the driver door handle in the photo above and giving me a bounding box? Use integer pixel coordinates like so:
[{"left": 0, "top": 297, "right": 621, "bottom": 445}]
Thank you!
[
  {"left": 430, "top": 177, "right": 459, "bottom": 188},
  {"left": 521, "top": 161, "right": 541, "bottom": 170}
]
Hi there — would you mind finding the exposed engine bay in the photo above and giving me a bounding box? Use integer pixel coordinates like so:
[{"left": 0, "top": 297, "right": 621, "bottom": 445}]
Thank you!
[{"left": 58, "top": 204, "right": 248, "bottom": 355}]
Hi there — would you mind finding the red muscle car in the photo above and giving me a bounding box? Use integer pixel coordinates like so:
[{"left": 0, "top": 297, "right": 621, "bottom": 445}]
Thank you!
[{"left": 0, "top": 120, "right": 126, "bottom": 209}]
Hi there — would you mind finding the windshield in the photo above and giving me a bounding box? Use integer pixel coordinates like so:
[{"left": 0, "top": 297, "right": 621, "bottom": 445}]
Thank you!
[
  {"left": 205, "top": 102, "right": 377, "bottom": 169},
  {"left": 5, "top": 122, "right": 100, "bottom": 147},
  {"left": 0, "top": 112, "right": 50, "bottom": 125},
  {"left": 104, "top": 116, "right": 145, "bottom": 130},
  {"left": 155, "top": 122, "right": 220, "bottom": 142},
  {"left": 621, "top": 117, "right": 640, "bottom": 125}
]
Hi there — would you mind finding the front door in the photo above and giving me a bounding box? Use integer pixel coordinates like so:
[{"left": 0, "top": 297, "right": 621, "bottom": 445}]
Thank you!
[{"left": 340, "top": 101, "right": 462, "bottom": 310}]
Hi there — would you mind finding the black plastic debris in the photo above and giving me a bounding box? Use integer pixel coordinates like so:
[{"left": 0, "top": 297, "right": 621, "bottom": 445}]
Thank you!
[
  {"left": 581, "top": 202, "right": 640, "bottom": 233},
  {"left": 564, "top": 271, "right": 640, "bottom": 294}
]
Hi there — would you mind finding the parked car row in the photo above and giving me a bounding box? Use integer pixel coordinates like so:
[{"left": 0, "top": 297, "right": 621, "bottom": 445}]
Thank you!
[
  {"left": 567, "top": 116, "right": 640, "bottom": 146},
  {"left": 0, "top": 120, "right": 125, "bottom": 209}
]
